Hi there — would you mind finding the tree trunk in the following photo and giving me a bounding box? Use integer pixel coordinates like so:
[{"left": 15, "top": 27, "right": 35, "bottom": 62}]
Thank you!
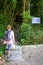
[{"left": 23, "top": 0, "right": 25, "bottom": 12}]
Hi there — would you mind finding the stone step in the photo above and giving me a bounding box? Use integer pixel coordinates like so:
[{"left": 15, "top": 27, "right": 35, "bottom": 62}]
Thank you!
[{"left": 5, "top": 45, "right": 23, "bottom": 61}]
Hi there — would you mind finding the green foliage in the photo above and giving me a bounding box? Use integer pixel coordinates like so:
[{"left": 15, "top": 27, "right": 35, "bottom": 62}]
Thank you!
[
  {"left": 0, "top": 13, "right": 10, "bottom": 24},
  {"left": 21, "top": 38, "right": 28, "bottom": 45},
  {"left": 20, "top": 23, "right": 33, "bottom": 45},
  {"left": 21, "top": 23, "right": 32, "bottom": 32},
  {"left": 20, "top": 23, "right": 43, "bottom": 45},
  {"left": 0, "top": 13, "right": 11, "bottom": 39},
  {"left": 0, "top": 45, "right": 6, "bottom": 57},
  {"left": 0, "top": 0, "right": 17, "bottom": 27},
  {"left": 0, "top": 51, "right": 3, "bottom": 57},
  {"left": 21, "top": 11, "right": 33, "bottom": 23},
  {"left": 12, "top": 0, "right": 17, "bottom": 9}
]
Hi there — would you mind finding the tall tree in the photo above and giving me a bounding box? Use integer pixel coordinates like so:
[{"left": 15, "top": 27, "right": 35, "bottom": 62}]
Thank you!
[{"left": 0, "top": 0, "right": 17, "bottom": 23}]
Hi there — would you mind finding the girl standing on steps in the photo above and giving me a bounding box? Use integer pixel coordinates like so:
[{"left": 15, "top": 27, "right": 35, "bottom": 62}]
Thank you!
[{"left": 4, "top": 25, "right": 15, "bottom": 58}]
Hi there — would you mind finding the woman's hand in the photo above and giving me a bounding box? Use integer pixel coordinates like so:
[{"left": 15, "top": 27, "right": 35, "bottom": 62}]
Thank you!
[{"left": 3, "top": 40, "right": 8, "bottom": 44}]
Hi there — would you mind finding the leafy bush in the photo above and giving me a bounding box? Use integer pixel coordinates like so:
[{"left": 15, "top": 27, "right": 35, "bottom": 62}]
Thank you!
[
  {"left": 21, "top": 38, "right": 28, "bottom": 45},
  {"left": 20, "top": 23, "right": 33, "bottom": 45},
  {"left": 20, "top": 23, "right": 43, "bottom": 45}
]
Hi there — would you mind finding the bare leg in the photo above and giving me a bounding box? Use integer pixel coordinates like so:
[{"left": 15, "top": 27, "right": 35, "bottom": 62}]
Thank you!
[
  {"left": 7, "top": 44, "right": 12, "bottom": 58},
  {"left": 8, "top": 51, "right": 11, "bottom": 57}
]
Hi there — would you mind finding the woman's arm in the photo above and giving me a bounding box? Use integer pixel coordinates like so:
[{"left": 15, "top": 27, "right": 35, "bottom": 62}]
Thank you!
[{"left": 11, "top": 31, "right": 15, "bottom": 44}]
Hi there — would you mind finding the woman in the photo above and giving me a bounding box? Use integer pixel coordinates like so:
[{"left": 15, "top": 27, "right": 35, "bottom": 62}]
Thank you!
[{"left": 4, "top": 25, "right": 15, "bottom": 58}]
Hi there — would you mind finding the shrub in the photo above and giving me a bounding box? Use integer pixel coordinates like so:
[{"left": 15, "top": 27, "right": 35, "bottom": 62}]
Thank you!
[{"left": 20, "top": 23, "right": 43, "bottom": 45}]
